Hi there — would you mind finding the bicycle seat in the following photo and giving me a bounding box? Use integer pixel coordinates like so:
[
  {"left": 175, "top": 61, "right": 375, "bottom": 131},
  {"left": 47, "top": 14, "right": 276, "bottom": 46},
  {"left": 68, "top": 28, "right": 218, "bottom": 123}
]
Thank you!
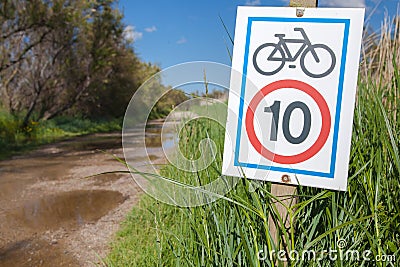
[{"left": 274, "top": 34, "right": 285, "bottom": 37}]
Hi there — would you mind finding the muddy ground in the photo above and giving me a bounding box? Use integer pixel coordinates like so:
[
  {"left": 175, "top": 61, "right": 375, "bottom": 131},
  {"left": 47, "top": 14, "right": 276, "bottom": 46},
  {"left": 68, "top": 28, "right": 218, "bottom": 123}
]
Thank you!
[{"left": 0, "top": 129, "right": 163, "bottom": 267}]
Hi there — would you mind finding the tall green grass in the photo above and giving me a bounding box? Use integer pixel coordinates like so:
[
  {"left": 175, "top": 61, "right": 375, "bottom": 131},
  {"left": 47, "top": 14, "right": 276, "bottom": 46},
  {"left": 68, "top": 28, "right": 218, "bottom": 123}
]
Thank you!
[{"left": 106, "top": 17, "right": 399, "bottom": 267}]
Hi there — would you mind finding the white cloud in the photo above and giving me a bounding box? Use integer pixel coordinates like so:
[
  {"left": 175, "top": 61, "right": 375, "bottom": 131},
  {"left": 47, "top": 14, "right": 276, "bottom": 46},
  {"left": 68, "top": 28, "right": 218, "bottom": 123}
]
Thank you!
[
  {"left": 145, "top": 26, "right": 157, "bottom": 33},
  {"left": 322, "top": 0, "right": 366, "bottom": 7},
  {"left": 245, "top": 0, "right": 261, "bottom": 5},
  {"left": 176, "top": 37, "right": 187, "bottom": 44},
  {"left": 123, "top": 25, "right": 143, "bottom": 42}
]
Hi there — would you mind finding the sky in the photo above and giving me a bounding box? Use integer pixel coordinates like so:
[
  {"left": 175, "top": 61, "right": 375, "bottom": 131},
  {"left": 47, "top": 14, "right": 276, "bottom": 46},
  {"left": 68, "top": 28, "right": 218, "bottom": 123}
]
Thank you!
[{"left": 118, "top": 0, "right": 399, "bottom": 68}]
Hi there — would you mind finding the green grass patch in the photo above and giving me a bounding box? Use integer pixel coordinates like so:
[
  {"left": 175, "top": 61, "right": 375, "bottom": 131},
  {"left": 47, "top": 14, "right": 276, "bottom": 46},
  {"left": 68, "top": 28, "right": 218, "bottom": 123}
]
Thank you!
[
  {"left": 106, "top": 19, "right": 400, "bottom": 266},
  {"left": 106, "top": 75, "right": 399, "bottom": 266},
  {"left": 0, "top": 113, "right": 122, "bottom": 159}
]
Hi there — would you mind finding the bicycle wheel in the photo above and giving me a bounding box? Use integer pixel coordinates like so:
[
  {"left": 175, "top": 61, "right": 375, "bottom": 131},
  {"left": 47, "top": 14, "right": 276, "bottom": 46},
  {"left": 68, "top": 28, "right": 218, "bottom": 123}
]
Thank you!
[
  {"left": 300, "top": 44, "right": 336, "bottom": 78},
  {"left": 253, "top": 43, "right": 285, "bottom": 76}
]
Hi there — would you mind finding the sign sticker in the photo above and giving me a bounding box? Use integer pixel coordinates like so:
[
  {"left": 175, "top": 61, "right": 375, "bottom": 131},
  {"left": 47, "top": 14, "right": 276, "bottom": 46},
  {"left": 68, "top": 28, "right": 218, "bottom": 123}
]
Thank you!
[{"left": 222, "top": 7, "right": 365, "bottom": 191}]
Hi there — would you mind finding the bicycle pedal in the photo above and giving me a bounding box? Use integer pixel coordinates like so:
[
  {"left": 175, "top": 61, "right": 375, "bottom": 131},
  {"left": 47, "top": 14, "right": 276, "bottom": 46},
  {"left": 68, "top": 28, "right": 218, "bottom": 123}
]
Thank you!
[{"left": 289, "top": 65, "right": 296, "bottom": 68}]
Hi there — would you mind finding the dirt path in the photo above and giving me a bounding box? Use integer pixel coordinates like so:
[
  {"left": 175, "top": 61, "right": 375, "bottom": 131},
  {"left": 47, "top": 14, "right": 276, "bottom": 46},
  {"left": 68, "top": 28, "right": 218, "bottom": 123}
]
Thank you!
[{"left": 0, "top": 130, "right": 163, "bottom": 266}]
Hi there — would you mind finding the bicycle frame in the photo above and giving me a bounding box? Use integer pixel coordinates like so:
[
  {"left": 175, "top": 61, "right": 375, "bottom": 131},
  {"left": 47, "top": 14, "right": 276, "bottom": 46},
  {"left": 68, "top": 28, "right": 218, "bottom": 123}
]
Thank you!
[{"left": 268, "top": 28, "right": 319, "bottom": 63}]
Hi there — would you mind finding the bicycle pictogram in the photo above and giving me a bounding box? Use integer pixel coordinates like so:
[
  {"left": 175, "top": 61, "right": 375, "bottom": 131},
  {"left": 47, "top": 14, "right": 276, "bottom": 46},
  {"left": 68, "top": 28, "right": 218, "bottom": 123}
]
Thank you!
[{"left": 252, "top": 27, "right": 336, "bottom": 78}]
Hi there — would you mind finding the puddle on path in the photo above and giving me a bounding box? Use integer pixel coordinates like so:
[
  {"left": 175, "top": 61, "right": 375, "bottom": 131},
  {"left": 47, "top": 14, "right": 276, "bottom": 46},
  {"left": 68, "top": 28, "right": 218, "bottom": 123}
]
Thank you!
[
  {"left": 58, "top": 135, "right": 122, "bottom": 152},
  {"left": 1, "top": 190, "right": 125, "bottom": 267},
  {"left": 0, "top": 125, "right": 171, "bottom": 266},
  {"left": 11, "top": 190, "right": 126, "bottom": 231},
  {"left": 145, "top": 121, "right": 176, "bottom": 148},
  {"left": 0, "top": 238, "right": 79, "bottom": 267}
]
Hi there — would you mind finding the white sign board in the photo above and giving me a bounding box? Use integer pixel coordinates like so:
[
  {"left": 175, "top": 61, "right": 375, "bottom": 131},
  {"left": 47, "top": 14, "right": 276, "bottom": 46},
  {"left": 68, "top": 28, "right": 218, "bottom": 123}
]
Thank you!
[{"left": 222, "top": 7, "right": 365, "bottom": 191}]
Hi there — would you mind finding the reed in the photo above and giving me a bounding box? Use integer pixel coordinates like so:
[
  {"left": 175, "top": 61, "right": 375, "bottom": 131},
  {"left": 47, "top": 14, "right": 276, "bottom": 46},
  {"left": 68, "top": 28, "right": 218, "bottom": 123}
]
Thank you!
[{"left": 106, "top": 14, "right": 399, "bottom": 267}]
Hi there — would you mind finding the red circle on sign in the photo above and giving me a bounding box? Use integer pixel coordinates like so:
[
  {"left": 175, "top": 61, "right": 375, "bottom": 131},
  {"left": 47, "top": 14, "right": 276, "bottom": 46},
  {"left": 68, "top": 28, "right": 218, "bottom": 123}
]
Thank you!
[{"left": 245, "top": 79, "right": 331, "bottom": 164}]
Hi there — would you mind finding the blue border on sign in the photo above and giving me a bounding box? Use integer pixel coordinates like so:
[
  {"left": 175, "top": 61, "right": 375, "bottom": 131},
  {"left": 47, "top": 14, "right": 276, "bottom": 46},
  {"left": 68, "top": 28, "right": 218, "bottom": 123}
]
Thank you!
[{"left": 234, "top": 17, "right": 350, "bottom": 178}]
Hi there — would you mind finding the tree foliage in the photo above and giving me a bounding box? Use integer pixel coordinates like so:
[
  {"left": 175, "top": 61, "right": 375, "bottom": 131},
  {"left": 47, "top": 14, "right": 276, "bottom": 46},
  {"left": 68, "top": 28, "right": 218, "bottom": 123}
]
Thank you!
[{"left": 0, "top": 0, "right": 158, "bottom": 127}]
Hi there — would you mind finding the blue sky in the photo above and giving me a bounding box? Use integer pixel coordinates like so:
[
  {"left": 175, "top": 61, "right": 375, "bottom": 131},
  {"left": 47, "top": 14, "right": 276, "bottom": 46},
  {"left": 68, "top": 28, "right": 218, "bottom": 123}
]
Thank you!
[{"left": 119, "top": 0, "right": 399, "bottom": 68}]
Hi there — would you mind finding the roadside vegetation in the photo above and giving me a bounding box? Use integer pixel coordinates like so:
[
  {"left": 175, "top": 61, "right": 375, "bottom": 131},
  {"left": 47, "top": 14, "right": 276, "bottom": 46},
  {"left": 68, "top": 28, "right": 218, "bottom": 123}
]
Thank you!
[
  {"left": 0, "top": 1, "right": 184, "bottom": 159},
  {"left": 105, "top": 16, "right": 400, "bottom": 266},
  {"left": 0, "top": 111, "right": 123, "bottom": 159}
]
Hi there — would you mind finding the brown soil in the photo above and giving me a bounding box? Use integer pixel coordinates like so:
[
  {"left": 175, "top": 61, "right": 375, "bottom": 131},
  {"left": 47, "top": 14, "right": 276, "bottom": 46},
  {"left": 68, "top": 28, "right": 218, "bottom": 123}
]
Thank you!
[{"left": 0, "top": 132, "right": 162, "bottom": 267}]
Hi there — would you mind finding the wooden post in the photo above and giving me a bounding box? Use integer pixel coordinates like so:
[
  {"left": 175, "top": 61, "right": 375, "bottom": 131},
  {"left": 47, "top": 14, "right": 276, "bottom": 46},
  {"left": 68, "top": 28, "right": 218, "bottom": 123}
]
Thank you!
[{"left": 268, "top": 0, "right": 318, "bottom": 251}]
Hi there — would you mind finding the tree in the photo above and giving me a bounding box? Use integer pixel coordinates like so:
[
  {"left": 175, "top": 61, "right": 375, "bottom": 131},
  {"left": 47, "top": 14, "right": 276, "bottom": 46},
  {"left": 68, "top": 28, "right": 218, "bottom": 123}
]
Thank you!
[{"left": 0, "top": 0, "right": 155, "bottom": 127}]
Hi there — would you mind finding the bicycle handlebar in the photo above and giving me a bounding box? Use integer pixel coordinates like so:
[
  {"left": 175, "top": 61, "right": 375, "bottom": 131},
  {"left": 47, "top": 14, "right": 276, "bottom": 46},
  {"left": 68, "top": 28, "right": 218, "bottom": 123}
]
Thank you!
[{"left": 294, "top": 27, "right": 305, "bottom": 33}]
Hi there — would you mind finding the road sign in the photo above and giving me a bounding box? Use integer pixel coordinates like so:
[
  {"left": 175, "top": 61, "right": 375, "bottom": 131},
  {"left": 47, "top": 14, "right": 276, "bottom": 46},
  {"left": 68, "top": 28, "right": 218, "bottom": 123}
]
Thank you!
[{"left": 222, "top": 7, "right": 365, "bottom": 191}]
